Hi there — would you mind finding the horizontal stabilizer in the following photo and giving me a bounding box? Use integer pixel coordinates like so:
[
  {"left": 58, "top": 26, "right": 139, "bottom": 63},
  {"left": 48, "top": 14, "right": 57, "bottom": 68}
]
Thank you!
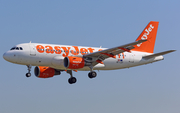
[{"left": 143, "top": 50, "right": 176, "bottom": 60}]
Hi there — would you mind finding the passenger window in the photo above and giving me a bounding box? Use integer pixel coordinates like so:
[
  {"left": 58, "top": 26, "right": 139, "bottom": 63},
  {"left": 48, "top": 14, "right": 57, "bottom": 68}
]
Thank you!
[
  {"left": 20, "top": 47, "right": 23, "bottom": 50},
  {"left": 16, "top": 47, "right": 19, "bottom": 50}
]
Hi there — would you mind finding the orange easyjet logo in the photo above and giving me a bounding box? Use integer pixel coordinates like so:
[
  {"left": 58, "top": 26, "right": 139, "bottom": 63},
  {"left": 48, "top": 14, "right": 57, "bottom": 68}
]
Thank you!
[
  {"left": 137, "top": 24, "right": 154, "bottom": 47},
  {"left": 36, "top": 45, "right": 96, "bottom": 57},
  {"left": 36, "top": 45, "right": 125, "bottom": 59}
]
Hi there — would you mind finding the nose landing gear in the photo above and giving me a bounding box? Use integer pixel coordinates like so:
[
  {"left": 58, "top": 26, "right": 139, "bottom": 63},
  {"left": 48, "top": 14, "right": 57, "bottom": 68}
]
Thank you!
[{"left": 26, "top": 65, "right": 32, "bottom": 77}]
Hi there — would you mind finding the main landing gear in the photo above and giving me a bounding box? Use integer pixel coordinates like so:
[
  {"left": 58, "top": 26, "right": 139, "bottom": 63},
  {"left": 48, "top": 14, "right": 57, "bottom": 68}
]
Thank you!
[
  {"left": 67, "top": 66, "right": 97, "bottom": 84},
  {"left": 26, "top": 65, "right": 32, "bottom": 77},
  {"left": 88, "top": 66, "right": 97, "bottom": 79},
  {"left": 66, "top": 69, "right": 97, "bottom": 84},
  {"left": 68, "top": 77, "right": 77, "bottom": 84},
  {"left": 66, "top": 70, "right": 77, "bottom": 84},
  {"left": 88, "top": 71, "right": 97, "bottom": 78}
]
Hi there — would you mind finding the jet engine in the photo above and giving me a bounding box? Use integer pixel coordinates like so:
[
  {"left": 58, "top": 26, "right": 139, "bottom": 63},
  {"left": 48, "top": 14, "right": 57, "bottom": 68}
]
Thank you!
[
  {"left": 64, "top": 56, "right": 91, "bottom": 69},
  {"left": 34, "top": 66, "right": 60, "bottom": 78}
]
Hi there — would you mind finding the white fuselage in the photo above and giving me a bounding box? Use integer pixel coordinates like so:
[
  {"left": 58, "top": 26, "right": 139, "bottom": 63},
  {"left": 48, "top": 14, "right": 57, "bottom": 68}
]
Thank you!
[{"left": 3, "top": 43, "right": 164, "bottom": 71}]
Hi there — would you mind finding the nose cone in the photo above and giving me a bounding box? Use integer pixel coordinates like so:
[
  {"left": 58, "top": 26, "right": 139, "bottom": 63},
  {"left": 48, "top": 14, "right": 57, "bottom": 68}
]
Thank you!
[
  {"left": 3, "top": 51, "right": 19, "bottom": 63},
  {"left": 3, "top": 53, "right": 7, "bottom": 60},
  {"left": 3, "top": 52, "right": 9, "bottom": 61},
  {"left": 3, "top": 51, "right": 16, "bottom": 63}
]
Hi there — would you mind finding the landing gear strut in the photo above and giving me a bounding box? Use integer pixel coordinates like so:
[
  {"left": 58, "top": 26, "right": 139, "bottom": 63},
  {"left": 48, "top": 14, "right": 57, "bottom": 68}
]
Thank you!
[
  {"left": 26, "top": 65, "right": 32, "bottom": 77},
  {"left": 66, "top": 70, "right": 77, "bottom": 84}
]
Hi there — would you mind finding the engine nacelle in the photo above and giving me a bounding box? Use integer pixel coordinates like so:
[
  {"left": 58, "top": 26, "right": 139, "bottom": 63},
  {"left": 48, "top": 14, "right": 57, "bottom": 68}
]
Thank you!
[
  {"left": 34, "top": 66, "right": 60, "bottom": 78},
  {"left": 64, "top": 56, "right": 90, "bottom": 69}
]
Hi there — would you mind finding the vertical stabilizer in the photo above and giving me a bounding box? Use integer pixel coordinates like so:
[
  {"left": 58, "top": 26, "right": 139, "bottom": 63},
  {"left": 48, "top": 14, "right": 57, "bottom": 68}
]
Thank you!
[{"left": 133, "top": 21, "right": 159, "bottom": 53}]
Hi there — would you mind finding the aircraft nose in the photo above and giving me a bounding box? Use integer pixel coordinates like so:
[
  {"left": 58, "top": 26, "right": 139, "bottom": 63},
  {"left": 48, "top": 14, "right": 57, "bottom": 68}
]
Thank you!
[
  {"left": 3, "top": 51, "right": 19, "bottom": 63},
  {"left": 3, "top": 51, "right": 15, "bottom": 62},
  {"left": 3, "top": 52, "right": 10, "bottom": 61}
]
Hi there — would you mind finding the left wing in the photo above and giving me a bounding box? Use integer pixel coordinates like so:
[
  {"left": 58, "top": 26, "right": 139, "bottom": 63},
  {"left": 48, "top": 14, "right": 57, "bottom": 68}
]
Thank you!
[{"left": 83, "top": 39, "right": 147, "bottom": 65}]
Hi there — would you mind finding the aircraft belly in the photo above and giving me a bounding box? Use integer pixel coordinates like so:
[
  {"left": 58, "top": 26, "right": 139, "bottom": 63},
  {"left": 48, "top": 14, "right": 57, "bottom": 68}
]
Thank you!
[{"left": 101, "top": 58, "right": 129, "bottom": 70}]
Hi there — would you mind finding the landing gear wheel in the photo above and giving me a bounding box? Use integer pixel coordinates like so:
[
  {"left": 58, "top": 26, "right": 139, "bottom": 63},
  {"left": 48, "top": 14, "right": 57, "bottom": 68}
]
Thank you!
[
  {"left": 88, "top": 71, "right": 97, "bottom": 79},
  {"left": 26, "top": 73, "right": 31, "bottom": 77},
  {"left": 68, "top": 77, "right": 77, "bottom": 84}
]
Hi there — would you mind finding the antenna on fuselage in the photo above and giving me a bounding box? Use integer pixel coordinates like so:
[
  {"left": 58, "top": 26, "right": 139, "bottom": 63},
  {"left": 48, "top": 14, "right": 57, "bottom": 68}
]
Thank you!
[{"left": 29, "top": 41, "right": 31, "bottom": 43}]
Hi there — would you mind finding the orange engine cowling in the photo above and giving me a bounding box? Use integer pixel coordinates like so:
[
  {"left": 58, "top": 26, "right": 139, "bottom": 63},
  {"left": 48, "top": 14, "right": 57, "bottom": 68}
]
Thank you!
[
  {"left": 34, "top": 66, "right": 60, "bottom": 78},
  {"left": 64, "top": 56, "right": 87, "bottom": 69}
]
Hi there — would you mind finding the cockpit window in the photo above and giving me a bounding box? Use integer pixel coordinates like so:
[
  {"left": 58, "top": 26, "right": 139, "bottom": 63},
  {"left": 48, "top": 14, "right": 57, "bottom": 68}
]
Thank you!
[
  {"left": 10, "top": 47, "right": 23, "bottom": 50},
  {"left": 10, "top": 47, "right": 16, "bottom": 50}
]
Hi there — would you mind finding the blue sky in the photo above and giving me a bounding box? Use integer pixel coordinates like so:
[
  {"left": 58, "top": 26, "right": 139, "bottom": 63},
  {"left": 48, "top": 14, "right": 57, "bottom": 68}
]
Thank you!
[{"left": 0, "top": 0, "right": 179, "bottom": 113}]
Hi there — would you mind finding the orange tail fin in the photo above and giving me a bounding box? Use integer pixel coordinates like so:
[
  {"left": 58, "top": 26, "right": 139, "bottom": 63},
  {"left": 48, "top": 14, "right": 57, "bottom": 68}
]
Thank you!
[{"left": 133, "top": 21, "right": 159, "bottom": 53}]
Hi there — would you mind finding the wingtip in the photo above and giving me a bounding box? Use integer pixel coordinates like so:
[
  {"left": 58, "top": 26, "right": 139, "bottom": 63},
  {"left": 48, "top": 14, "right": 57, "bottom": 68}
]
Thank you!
[{"left": 170, "top": 50, "right": 176, "bottom": 52}]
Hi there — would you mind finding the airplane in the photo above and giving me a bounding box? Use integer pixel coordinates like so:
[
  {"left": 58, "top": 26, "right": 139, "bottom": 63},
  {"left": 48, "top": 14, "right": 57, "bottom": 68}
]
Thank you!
[{"left": 3, "top": 21, "right": 175, "bottom": 84}]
